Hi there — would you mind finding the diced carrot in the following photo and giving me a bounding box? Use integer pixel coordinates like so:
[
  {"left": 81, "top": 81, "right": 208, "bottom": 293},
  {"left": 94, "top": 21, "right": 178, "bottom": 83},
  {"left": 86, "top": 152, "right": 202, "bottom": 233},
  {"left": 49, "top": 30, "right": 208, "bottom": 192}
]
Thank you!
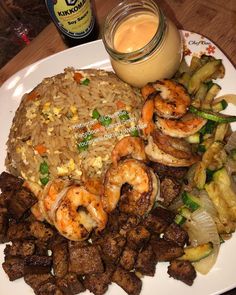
[
  {"left": 27, "top": 90, "right": 39, "bottom": 101},
  {"left": 74, "top": 72, "right": 83, "bottom": 83},
  {"left": 116, "top": 100, "right": 126, "bottom": 109},
  {"left": 34, "top": 144, "right": 47, "bottom": 155},
  {"left": 91, "top": 122, "right": 104, "bottom": 131}
]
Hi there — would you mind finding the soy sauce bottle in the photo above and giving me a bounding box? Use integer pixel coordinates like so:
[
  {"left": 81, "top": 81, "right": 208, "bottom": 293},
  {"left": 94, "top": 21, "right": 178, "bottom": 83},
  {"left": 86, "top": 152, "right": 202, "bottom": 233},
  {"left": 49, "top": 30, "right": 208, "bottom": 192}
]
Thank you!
[{"left": 45, "top": 0, "right": 98, "bottom": 47}]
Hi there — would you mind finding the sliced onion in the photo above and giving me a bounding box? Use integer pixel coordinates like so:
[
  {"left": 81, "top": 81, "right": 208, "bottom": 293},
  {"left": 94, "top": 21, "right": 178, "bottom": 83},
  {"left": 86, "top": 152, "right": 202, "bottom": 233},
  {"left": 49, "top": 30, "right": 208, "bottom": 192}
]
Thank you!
[
  {"left": 199, "top": 190, "right": 218, "bottom": 219},
  {"left": 225, "top": 131, "right": 236, "bottom": 153},
  {"left": 184, "top": 208, "right": 220, "bottom": 274}
]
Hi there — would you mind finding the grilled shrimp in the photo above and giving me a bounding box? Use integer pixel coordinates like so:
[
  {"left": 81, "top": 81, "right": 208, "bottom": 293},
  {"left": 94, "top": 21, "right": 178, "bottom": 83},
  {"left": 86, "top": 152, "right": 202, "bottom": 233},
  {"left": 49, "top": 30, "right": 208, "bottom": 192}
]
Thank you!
[
  {"left": 112, "top": 136, "right": 147, "bottom": 166},
  {"left": 53, "top": 186, "right": 108, "bottom": 241},
  {"left": 141, "top": 79, "right": 191, "bottom": 119},
  {"left": 145, "top": 130, "right": 200, "bottom": 167},
  {"left": 156, "top": 113, "right": 207, "bottom": 138},
  {"left": 39, "top": 179, "right": 71, "bottom": 224},
  {"left": 140, "top": 98, "right": 156, "bottom": 136},
  {"left": 102, "top": 159, "right": 159, "bottom": 216}
]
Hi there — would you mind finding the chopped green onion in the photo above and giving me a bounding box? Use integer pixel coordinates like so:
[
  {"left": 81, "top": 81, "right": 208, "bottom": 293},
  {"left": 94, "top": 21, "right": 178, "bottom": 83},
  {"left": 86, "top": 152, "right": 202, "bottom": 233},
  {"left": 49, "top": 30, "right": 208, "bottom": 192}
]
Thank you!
[
  {"left": 99, "top": 115, "right": 112, "bottom": 127},
  {"left": 92, "top": 108, "right": 100, "bottom": 119},
  {"left": 81, "top": 78, "right": 90, "bottom": 85},
  {"left": 119, "top": 110, "right": 130, "bottom": 121},
  {"left": 77, "top": 140, "right": 89, "bottom": 152},
  {"left": 83, "top": 133, "right": 94, "bottom": 141},
  {"left": 130, "top": 128, "right": 139, "bottom": 137},
  {"left": 39, "top": 161, "right": 49, "bottom": 175},
  {"left": 40, "top": 176, "right": 49, "bottom": 186}
]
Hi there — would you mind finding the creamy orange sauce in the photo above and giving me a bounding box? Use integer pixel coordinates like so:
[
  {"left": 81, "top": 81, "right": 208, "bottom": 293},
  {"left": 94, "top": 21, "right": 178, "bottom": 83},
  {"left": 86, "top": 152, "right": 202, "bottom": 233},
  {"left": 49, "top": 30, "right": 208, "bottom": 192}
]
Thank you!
[{"left": 114, "top": 13, "right": 159, "bottom": 53}]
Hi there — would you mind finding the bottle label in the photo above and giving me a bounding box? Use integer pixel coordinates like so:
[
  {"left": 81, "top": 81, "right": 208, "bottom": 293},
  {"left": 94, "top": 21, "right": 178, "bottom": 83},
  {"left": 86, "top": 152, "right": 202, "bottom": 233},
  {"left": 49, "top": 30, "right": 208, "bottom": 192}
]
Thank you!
[{"left": 46, "top": 0, "right": 94, "bottom": 39}]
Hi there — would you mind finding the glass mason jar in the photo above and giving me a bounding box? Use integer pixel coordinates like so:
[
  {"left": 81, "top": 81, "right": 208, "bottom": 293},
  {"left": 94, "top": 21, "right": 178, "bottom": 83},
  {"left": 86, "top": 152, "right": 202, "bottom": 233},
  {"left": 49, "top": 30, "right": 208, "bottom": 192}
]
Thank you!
[{"left": 102, "top": 0, "right": 182, "bottom": 87}]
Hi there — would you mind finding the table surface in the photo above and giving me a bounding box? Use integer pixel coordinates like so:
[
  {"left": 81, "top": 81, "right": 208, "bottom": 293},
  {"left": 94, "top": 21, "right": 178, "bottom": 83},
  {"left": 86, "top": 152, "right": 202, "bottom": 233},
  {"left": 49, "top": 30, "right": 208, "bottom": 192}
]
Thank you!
[{"left": 1, "top": 0, "right": 236, "bottom": 293}]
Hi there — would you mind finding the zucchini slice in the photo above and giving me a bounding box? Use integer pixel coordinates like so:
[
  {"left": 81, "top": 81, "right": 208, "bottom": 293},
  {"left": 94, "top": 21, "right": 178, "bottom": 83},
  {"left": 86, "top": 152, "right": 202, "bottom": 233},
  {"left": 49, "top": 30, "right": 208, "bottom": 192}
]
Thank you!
[
  {"left": 189, "top": 106, "right": 236, "bottom": 123},
  {"left": 212, "top": 99, "right": 228, "bottom": 112},
  {"left": 178, "top": 242, "right": 213, "bottom": 262},
  {"left": 182, "top": 192, "right": 201, "bottom": 211}
]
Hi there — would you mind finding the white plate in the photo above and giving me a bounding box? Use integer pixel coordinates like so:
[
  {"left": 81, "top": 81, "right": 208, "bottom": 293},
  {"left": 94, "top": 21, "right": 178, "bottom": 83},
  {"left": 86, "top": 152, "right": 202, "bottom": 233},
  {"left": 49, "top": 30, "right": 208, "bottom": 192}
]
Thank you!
[{"left": 0, "top": 30, "right": 236, "bottom": 295}]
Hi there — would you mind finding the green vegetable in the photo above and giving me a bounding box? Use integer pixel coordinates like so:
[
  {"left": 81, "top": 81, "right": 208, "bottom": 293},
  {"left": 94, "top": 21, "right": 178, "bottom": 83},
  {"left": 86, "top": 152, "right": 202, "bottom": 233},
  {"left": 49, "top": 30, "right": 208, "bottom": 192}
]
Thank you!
[
  {"left": 178, "top": 242, "right": 213, "bottom": 262},
  {"left": 40, "top": 176, "right": 49, "bottom": 186},
  {"left": 197, "top": 144, "right": 206, "bottom": 153},
  {"left": 83, "top": 133, "right": 94, "bottom": 141},
  {"left": 186, "top": 133, "right": 200, "bottom": 144},
  {"left": 212, "top": 99, "right": 228, "bottom": 112},
  {"left": 200, "top": 120, "right": 217, "bottom": 135},
  {"left": 39, "top": 161, "right": 49, "bottom": 175},
  {"left": 174, "top": 214, "right": 186, "bottom": 225},
  {"left": 81, "top": 78, "right": 90, "bottom": 85},
  {"left": 99, "top": 115, "right": 112, "bottom": 127},
  {"left": 182, "top": 191, "right": 201, "bottom": 211},
  {"left": 178, "top": 206, "right": 192, "bottom": 220},
  {"left": 92, "top": 108, "right": 100, "bottom": 119},
  {"left": 206, "top": 168, "right": 215, "bottom": 183},
  {"left": 77, "top": 140, "right": 89, "bottom": 152},
  {"left": 189, "top": 105, "right": 236, "bottom": 123},
  {"left": 119, "top": 110, "right": 130, "bottom": 121},
  {"left": 130, "top": 128, "right": 139, "bottom": 137}
]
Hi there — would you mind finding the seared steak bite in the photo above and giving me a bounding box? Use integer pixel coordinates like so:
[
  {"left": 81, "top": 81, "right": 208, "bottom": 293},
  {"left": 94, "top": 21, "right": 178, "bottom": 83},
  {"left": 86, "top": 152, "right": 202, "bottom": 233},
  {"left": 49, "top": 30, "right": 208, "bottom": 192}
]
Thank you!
[
  {"left": 135, "top": 244, "right": 156, "bottom": 276},
  {"left": 4, "top": 240, "right": 35, "bottom": 257},
  {"left": 119, "top": 247, "right": 138, "bottom": 271},
  {"left": 167, "top": 260, "right": 196, "bottom": 286},
  {"left": 98, "top": 232, "right": 126, "bottom": 264},
  {"left": 0, "top": 208, "right": 9, "bottom": 243},
  {"left": 24, "top": 273, "right": 55, "bottom": 291},
  {"left": 84, "top": 264, "right": 115, "bottom": 295},
  {"left": 163, "top": 223, "right": 189, "bottom": 247},
  {"left": 69, "top": 244, "right": 103, "bottom": 275},
  {"left": 119, "top": 215, "right": 140, "bottom": 236},
  {"left": 8, "top": 187, "right": 37, "bottom": 219},
  {"left": 2, "top": 256, "right": 24, "bottom": 281},
  {"left": 112, "top": 266, "right": 142, "bottom": 295},
  {"left": 30, "top": 221, "right": 54, "bottom": 241},
  {"left": 151, "top": 237, "right": 184, "bottom": 261},
  {"left": 7, "top": 220, "right": 32, "bottom": 241},
  {"left": 159, "top": 177, "right": 181, "bottom": 207},
  {"left": 36, "top": 281, "right": 64, "bottom": 295},
  {"left": 126, "top": 225, "right": 150, "bottom": 250},
  {"left": 52, "top": 241, "right": 69, "bottom": 278},
  {"left": 149, "top": 162, "right": 188, "bottom": 180},
  {"left": 24, "top": 255, "right": 52, "bottom": 274},
  {"left": 56, "top": 272, "right": 85, "bottom": 295},
  {"left": 0, "top": 172, "right": 23, "bottom": 192}
]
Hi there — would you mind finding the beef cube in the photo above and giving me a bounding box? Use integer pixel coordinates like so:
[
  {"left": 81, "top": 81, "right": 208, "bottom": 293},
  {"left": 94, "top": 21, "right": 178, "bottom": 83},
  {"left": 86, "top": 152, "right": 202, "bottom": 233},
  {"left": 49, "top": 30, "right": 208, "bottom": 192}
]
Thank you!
[
  {"left": 4, "top": 240, "right": 35, "bottom": 257},
  {"left": 119, "top": 247, "right": 137, "bottom": 271},
  {"left": 135, "top": 244, "right": 156, "bottom": 276},
  {"left": 36, "top": 282, "right": 64, "bottom": 295},
  {"left": 105, "top": 209, "right": 129, "bottom": 234},
  {"left": 52, "top": 241, "right": 69, "bottom": 278},
  {"left": 149, "top": 162, "right": 187, "bottom": 180},
  {"left": 112, "top": 266, "right": 142, "bottom": 295},
  {"left": 167, "top": 260, "right": 196, "bottom": 286},
  {"left": 0, "top": 209, "right": 8, "bottom": 243},
  {"left": 8, "top": 187, "right": 37, "bottom": 219},
  {"left": 84, "top": 264, "right": 115, "bottom": 295},
  {"left": 69, "top": 244, "right": 103, "bottom": 275},
  {"left": 30, "top": 221, "right": 54, "bottom": 241},
  {"left": 119, "top": 215, "right": 140, "bottom": 236},
  {"left": 160, "top": 177, "right": 181, "bottom": 207},
  {"left": 0, "top": 191, "right": 14, "bottom": 207},
  {"left": 99, "top": 233, "right": 126, "bottom": 264},
  {"left": 127, "top": 226, "right": 150, "bottom": 250},
  {"left": 24, "top": 273, "right": 55, "bottom": 291},
  {"left": 7, "top": 220, "right": 32, "bottom": 241},
  {"left": 35, "top": 240, "right": 49, "bottom": 256},
  {"left": 151, "top": 237, "right": 184, "bottom": 261},
  {"left": 0, "top": 172, "right": 23, "bottom": 192},
  {"left": 2, "top": 257, "right": 24, "bottom": 281},
  {"left": 24, "top": 255, "right": 52, "bottom": 274},
  {"left": 56, "top": 273, "right": 85, "bottom": 295},
  {"left": 142, "top": 207, "right": 175, "bottom": 234},
  {"left": 164, "top": 223, "right": 189, "bottom": 247}
]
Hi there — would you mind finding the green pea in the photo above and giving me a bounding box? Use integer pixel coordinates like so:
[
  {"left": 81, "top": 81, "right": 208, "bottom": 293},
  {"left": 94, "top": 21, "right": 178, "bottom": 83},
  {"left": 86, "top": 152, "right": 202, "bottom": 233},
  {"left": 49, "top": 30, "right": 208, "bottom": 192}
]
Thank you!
[
  {"left": 40, "top": 176, "right": 49, "bottom": 186},
  {"left": 81, "top": 78, "right": 90, "bottom": 86},
  {"left": 77, "top": 140, "right": 89, "bottom": 152},
  {"left": 99, "top": 116, "right": 112, "bottom": 127},
  {"left": 39, "top": 161, "right": 49, "bottom": 175},
  {"left": 119, "top": 110, "right": 130, "bottom": 121},
  {"left": 92, "top": 108, "right": 100, "bottom": 119}
]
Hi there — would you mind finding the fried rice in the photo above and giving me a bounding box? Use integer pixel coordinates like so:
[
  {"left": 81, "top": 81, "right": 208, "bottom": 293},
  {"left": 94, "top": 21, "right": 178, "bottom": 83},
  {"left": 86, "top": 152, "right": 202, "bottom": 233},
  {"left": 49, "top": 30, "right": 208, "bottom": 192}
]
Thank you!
[{"left": 5, "top": 68, "right": 143, "bottom": 185}]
